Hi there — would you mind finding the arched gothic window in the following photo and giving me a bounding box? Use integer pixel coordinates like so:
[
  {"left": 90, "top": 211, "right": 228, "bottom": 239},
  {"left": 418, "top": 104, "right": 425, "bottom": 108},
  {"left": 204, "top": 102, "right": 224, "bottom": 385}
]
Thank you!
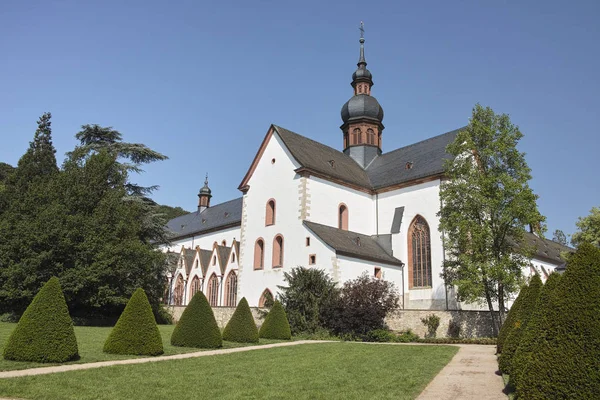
[
  {"left": 352, "top": 128, "right": 360, "bottom": 145},
  {"left": 367, "top": 128, "right": 375, "bottom": 145},
  {"left": 207, "top": 274, "right": 219, "bottom": 307},
  {"left": 259, "top": 289, "right": 273, "bottom": 308},
  {"left": 266, "top": 199, "right": 276, "bottom": 226},
  {"left": 254, "top": 238, "right": 264, "bottom": 270},
  {"left": 173, "top": 275, "right": 184, "bottom": 306},
  {"left": 408, "top": 215, "right": 432, "bottom": 288},
  {"left": 338, "top": 204, "right": 349, "bottom": 230},
  {"left": 190, "top": 276, "right": 201, "bottom": 300},
  {"left": 224, "top": 271, "right": 238, "bottom": 307},
  {"left": 272, "top": 235, "right": 284, "bottom": 268}
]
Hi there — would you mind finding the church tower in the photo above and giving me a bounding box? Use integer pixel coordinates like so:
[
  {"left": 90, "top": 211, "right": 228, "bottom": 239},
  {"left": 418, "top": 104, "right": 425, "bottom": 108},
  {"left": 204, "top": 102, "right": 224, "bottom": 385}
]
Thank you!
[
  {"left": 340, "top": 22, "right": 384, "bottom": 168},
  {"left": 197, "top": 174, "right": 212, "bottom": 213}
]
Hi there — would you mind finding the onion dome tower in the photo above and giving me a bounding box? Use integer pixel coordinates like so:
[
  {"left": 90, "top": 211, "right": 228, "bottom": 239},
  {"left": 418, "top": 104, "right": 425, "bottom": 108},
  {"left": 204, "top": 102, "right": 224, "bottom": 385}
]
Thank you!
[
  {"left": 197, "top": 174, "right": 212, "bottom": 213},
  {"left": 340, "top": 22, "right": 384, "bottom": 168}
]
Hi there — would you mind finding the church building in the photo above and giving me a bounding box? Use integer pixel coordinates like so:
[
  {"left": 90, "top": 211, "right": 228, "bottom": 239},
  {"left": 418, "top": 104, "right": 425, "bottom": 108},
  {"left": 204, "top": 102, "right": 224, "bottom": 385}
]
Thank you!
[{"left": 162, "top": 30, "right": 568, "bottom": 311}]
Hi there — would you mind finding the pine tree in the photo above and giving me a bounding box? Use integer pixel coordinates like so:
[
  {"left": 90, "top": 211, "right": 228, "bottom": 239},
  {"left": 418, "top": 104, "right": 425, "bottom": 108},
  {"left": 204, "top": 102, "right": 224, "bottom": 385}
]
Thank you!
[
  {"left": 259, "top": 301, "right": 292, "bottom": 340},
  {"left": 171, "top": 291, "right": 222, "bottom": 348},
  {"left": 222, "top": 298, "right": 259, "bottom": 343}
]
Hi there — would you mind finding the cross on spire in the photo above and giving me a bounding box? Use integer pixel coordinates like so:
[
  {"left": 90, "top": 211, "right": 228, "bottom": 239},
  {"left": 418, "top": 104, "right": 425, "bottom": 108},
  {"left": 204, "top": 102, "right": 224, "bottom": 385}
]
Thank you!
[{"left": 359, "top": 21, "right": 364, "bottom": 39}]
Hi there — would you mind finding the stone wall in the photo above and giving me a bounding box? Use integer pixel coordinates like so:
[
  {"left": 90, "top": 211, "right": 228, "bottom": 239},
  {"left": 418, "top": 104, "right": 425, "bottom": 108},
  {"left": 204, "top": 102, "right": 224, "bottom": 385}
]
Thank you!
[{"left": 167, "top": 306, "right": 502, "bottom": 338}]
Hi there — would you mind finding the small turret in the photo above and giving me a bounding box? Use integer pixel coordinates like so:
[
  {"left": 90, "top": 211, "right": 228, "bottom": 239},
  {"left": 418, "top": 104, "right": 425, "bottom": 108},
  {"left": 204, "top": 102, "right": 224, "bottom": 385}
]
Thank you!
[{"left": 198, "top": 174, "right": 212, "bottom": 213}]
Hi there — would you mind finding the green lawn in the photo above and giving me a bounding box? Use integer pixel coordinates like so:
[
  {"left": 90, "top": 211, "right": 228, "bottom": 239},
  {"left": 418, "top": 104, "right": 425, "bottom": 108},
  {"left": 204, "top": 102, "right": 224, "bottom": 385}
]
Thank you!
[
  {"left": 0, "top": 322, "right": 282, "bottom": 371},
  {"left": 0, "top": 342, "right": 458, "bottom": 400}
]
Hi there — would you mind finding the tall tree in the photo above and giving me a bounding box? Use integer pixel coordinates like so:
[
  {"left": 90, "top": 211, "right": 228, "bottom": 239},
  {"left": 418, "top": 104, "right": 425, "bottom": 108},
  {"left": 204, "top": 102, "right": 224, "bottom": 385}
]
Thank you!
[
  {"left": 571, "top": 206, "right": 600, "bottom": 248},
  {"left": 438, "top": 104, "right": 545, "bottom": 334},
  {"left": 552, "top": 229, "right": 568, "bottom": 246}
]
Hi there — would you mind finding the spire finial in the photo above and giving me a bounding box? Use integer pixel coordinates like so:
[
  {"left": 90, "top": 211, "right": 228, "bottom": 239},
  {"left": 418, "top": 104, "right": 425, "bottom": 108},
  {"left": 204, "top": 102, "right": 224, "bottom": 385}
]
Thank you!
[
  {"left": 204, "top": 173, "right": 209, "bottom": 186},
  {"left": 358, "top": 21, "right": 366, "bottom": 66}
]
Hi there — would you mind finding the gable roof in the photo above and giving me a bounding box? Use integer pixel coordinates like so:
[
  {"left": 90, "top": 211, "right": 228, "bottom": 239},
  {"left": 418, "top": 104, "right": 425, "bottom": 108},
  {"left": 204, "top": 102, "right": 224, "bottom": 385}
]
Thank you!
[
  {"left": 198, "top": 249, "right": 213, "bottom": 276},
  {"left": 521, "top": 232, "right": 573, "bottom": 264},
  {"left": 303, "top": 221, "right": 403, "bottom": 266},
  {"left": 366, "top": 128, "right": 462, "bottom": 190},
  {"left": 165, "top": 197, "right": 242, "bottom": 240},
  {"left": 182, "top": 248, "right": 196, "bottom": 275},
  {"left": 216, "top": 245, "right": 232, "bottom": 274}
]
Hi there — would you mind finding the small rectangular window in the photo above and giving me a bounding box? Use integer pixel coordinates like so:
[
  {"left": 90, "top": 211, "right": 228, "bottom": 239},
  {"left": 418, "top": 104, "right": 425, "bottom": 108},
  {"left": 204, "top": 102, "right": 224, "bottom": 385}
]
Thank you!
[
  {"left": 309, "top": 254, "right": 316, "bottom": 265},
  {"left": 306, "top": 237, "right": 310, "bottom": 246},
  {"left": 374, "top": 267, "right": 382, "bottom": 279}
]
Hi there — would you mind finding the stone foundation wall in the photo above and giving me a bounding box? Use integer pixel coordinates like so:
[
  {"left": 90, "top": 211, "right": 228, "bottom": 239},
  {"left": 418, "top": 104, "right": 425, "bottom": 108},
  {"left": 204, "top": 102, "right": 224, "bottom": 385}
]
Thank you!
[{"left": 166, "top": 306, "right": 502, "bottom": 338}]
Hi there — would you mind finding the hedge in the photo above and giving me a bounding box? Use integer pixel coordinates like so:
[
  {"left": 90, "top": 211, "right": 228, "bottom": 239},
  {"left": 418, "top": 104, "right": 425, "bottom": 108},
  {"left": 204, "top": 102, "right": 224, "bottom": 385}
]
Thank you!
[
  {"left": 511, "top": 272, "right": 561, "bottom": 388},
  {"left": 497, "top": 279, "right": 529, "bottom": 354},
  {"left": 498, "top": 273, "right": 542, "bottom": 374},
  {"left": 259, "top": 301, "right": 291, "bottom": 340},
  {"left": 103, "top": 288, "right": 163, "bottom": 356},
  {"left": 3, "top": 277, "right": 79, "bottom": 363},
  {"left": 517, "top": 243, "right": 600, "bottom": 399},
  {"left": 222, "top": 297, "right": 259, "bottom": 343},
  {"left": 171, "top": 291, "right": 222, "bottom": 348}
]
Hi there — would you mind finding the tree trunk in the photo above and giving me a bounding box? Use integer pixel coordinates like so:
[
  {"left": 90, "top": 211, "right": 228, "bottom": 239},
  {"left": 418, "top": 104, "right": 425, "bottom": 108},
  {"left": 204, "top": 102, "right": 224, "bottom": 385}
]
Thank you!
[
  {"left": 483, "top": 283, "right": 499, "bottom": 337},
  {"left": 497, "top": 282, "right": 505, "bottom": 326}
]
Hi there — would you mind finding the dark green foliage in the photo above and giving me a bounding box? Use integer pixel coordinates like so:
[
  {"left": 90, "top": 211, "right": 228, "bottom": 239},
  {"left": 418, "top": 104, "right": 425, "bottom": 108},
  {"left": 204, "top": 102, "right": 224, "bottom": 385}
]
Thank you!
[
  {"left": 3, "top": 277, "right": 78, "bottom": 363},
  {"left": 259, "top": 301, "right": 291, "bottom": 340},
  {"left": 155, "top": 204, "right": 190, "bottom": 221},
  {"left": 171, "top": 292, "right": 222, "bottom": 348},
  {"left": 421, "top": 314, "right": 441, "bottom": 338},
  {"left": 497, "top": 281, "right": 529, "bottom": 354},
  {"left": 278, "top": 267, "right": 339, "bottom": 334},
  {"left": 517, "top": 244, "right": 600, "bottom": 399},
  {"left": 324, "top": 273, "right": 399, "bottom": 336},
  {"left": 498, "top": 274, "right": 542, "bottom": 373},
  {"left": 103, "top": 289, "right": 163, "bottom": 356},
  {"left": 511, "top": 272, "right": 561, "bottom": 388},
  {"left": 222, "top": 298, "right": 259, "bottom": 343}
]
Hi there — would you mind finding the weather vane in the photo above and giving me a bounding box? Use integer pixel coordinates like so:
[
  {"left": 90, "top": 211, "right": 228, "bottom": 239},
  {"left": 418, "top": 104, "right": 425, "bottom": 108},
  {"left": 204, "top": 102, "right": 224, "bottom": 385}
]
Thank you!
[{"left": 359, "top": 21, "right": 364, "bottom": 39}]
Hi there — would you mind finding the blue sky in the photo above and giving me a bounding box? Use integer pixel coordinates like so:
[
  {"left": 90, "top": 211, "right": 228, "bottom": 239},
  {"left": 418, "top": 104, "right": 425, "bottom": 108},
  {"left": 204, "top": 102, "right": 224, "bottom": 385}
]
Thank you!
[{"left": 1, "top": 0, "right": 598, "bottom": 240}]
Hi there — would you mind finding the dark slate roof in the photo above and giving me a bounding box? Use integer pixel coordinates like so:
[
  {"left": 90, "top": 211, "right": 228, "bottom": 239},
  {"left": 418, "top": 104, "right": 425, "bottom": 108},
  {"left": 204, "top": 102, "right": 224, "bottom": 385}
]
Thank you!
[
  {"left": 273, "top": 125, "right": 462, "bottom": 192},
  {"left": 391, "top": 206, "right": 404, "bottom": 234},
  {"left": 165, "top": 197, "right": 242, "bottom": 239},
  {"left": 199, "top": 249, "right": 213, "bottom": 275},
  {"left": 520, "top": 232, "right": 574, "bottom": 264},
  {"left": 274, "top": 126, "right": 372, "bottom": 189},
  {"left": 303, "top": 221, "right": 403, "bottom": 266},
  {"left": 366, "top": 128, "right": 462, "bottom": 189},
  {"left": 183, "top": 248, "right": 195, "bottom": 275},
  {"left": 216, "top": 245, "right": 232, "bottom": 274}
]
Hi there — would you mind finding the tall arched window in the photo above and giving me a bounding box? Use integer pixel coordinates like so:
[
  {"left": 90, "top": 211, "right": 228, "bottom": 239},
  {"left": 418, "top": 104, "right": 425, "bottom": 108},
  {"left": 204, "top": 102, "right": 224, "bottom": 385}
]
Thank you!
[
  {"left": 259, "top": 289, "right": 273, "bottom": 308},
  {"left": 266, "top": 199, "right": 276, "bottom": 226},
  {"left": 352, "top": 128, "right": 360, "bottom": 145},
  {"left": 173, "top": 275, "right": 184, "bottom": 306},
  {"left": 207, "top": 274, "right": 219, "bottom": 307},
  {"left": 338, "top": 204, "right": 349, "bottom": 230},
  {"left": 190, "top": 276, "right": 201, "bottom": 300},
  {"left": 367, "top": 128, "right": 375, "bottom": 145},
  {"left": 224, "top": 271, "right": 238, "bottom": 307},
  {"left": 254, "top": 238, "right": 264, "bottom": 270},
  {"left": 408, "top": 215, "right": 432, "bottom": 288},
  {"left": 272, "top": 235, "right": 284, "bottom": 268}
]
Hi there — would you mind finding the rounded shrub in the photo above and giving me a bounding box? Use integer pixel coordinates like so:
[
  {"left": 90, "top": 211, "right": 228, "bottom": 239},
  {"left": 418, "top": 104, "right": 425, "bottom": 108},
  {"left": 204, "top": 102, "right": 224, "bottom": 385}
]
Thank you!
[
  {"left": 511, "top": 272, "right": 561, "bottom": 388},
  {"left": 498, "top": 273, "right": 542, "bottom": 374},
  {"left": 259, "top": 300, "right": 291, "bottom": 340},
  {"left": 222, "top": 297, "right": 259, "bottom": 343},
  {"left": 497, "top": 280, "right": 529, "bottom": 354},
  {"left": 103, "top": 288, "right": 164, "bottom": 356},
  {"left": 517, "top": 243, "right": 600, "bottom": 399},
  {"left": 3, "top": 277, "right": 79, "bottom": 363},
  {"left": 171, "top": 291, "right": 222, "bottom": 348}
]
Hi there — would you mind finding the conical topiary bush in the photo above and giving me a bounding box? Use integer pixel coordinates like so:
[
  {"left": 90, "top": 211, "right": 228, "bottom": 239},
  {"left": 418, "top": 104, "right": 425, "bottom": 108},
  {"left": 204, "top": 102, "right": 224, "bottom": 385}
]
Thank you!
[
  {"left": 497, "top": 280, "right": 529, "bottom": 354},
  {"left": 222, "top": 297, "right": 259, "bottom": 343},
  {"left": 259, "top": 300, "right": 291, "bottom": 340},
  {"left": 103, "top": 288, "right": 163, "bottom": 356},
  {"left": 517, "top": 244, "right": 600, "bottom": 399},
  {"left": 3, "top": 277, "right": 79, "bottom": 363},
  {"left": 171, "top": 291, "right": 222, "bottom": 348},
  {"left": 498, "top": 273, "right": 542, "bottom": 374},
  {"left": 511, "top": 272, "right": 562, "bottom": 388}
]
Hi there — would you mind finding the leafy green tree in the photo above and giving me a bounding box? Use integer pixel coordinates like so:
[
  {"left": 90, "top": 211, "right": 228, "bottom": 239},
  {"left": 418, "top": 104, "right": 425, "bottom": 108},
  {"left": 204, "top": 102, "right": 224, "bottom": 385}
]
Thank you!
[
  {"left": 103, "top": 288, "right": 163, "bottom": 356},
  {"left": 571, "top": 206, "right": 600, "bottom": 248},
  {"left": 3, "top": 277, "right": 78, "bottom": 363},
  {"left": 222, "top": 298, "right": 259, "bottom": 343},
  {"left": 439, "top": 104, "right": 545, "bottom": 334},
  {"left": 552, "top": 229, "right": 568, "bottom": 246},
  {"left": 171, "top": 291, "right": 222, "bottom": 348},
  {"left": 498, "top": 274, "right": 542, "bottom": 374},
  {"left": 259, "top": 301, "right": 292, "bottom": 340},
  {"left": 0, "top": 162, "right": 15, "bottom": 193},
  {"left": 278, "top": 267, "right": 339, "bottom": 334},
  {"left": 517, "top": 244, "right": 600, "bottom": 399}
]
